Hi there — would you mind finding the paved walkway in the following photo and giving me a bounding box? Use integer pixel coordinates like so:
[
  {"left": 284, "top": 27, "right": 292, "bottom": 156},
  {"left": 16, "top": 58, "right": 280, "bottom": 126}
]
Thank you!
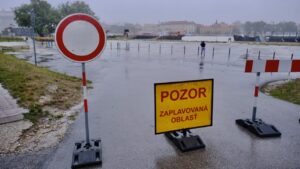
[{"left": 0, "top": 84, "right": 27, "bottom": 124}]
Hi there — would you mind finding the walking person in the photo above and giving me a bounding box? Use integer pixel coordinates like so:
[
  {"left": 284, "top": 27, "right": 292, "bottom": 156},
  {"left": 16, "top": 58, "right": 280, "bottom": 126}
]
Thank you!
[{"left": 200, "top": 41, "right": 206, "bottom": 57}]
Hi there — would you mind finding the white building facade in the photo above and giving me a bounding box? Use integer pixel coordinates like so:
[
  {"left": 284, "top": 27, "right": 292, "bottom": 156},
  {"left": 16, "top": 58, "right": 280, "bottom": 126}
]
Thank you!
[{"left": 0, "top": 10, "right": 16, "bottom": 33}]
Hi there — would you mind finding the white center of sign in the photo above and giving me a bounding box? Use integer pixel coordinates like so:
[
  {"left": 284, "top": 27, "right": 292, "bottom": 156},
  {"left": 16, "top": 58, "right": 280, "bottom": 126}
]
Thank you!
[{"left": 62, "top": 20, "right": 100, "bottom": 56}]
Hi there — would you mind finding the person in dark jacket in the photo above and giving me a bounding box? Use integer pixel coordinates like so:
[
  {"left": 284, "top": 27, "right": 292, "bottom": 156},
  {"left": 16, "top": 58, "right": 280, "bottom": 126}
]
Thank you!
[{"left": 200, "top": 41, "right": 206, "bottom": 57}]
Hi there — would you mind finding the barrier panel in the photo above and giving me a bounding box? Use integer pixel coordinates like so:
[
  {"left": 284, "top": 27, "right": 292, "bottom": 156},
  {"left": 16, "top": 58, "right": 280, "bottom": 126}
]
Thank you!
[{"left": 236, "top": 57, "right": 300, "bottom": 137}]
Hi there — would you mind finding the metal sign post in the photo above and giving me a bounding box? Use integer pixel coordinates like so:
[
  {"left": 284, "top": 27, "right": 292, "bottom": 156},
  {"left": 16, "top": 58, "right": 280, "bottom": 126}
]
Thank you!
[
  {"left": 82, "top": 62, "right": 90, "bottom": 144},
  {"left": 30, "top": 9, "right": 37, "bottom": 66},
  {"left": 55, "top": 13, "right": 106, "bottom": 168}
]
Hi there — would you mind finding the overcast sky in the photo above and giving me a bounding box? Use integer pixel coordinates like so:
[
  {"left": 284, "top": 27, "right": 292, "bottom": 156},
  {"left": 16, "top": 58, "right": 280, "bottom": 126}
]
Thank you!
[{"left": 2, "top": 0, "right": 300, "bottom": 25}]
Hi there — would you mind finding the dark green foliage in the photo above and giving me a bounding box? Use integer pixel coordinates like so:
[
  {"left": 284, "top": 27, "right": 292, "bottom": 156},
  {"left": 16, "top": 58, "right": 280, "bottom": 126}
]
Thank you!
[
  {"left": 14, "top": 0, "right": 96, "bottom": 36},
  {"left": 262, "top": 79, "right": 300, "bottom": 105},
  {"left": 24, "top": 104, "right": 49, "bottom": 124}
]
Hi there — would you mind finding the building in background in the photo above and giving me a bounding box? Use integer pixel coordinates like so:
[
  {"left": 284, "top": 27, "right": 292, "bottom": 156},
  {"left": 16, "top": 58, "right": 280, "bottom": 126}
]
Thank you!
[
  {"left": 158, "top": 21, "right": 197, "bottom": 35},
  {"left": 0, "top": 10, "right": 16, "bottom": 34},
  {"left": 138, "top": 24, "right": 159, "bottom": 35},
  {"left": 1, "top": 27, "right": 32, "bottom": 36},
  {"left": 198, "top": 21, "right": 234, "bottom": 35}
]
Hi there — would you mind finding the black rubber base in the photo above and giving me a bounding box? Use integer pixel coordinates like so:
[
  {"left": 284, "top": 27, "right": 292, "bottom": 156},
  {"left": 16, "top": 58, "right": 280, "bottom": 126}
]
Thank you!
[
  {"left": 236, "top": 119, "right": 281, "bottom": 138},
  {"left": 165, "top": 130, "right": 205, "bottom": 152},
  {"left": 71, "top": 139, "right": 102, "bottom": 169}
]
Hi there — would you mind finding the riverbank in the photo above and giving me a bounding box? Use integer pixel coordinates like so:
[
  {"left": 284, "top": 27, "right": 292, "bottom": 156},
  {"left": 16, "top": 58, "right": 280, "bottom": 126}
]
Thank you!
[
  {"left": 0, "top": 36, "right": 24, "bottom": 42},
  {"left": 234, "top": 41, "right": 300, "bottom": 46},
  {"left": 0, "top": 52, "right": 84, "bottom": 154}
]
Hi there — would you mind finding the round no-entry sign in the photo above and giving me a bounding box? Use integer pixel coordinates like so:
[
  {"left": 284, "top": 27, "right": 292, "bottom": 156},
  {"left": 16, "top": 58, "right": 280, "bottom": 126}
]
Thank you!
[{"left": 55, "top": 13, "right": 106, "bottom": 62}]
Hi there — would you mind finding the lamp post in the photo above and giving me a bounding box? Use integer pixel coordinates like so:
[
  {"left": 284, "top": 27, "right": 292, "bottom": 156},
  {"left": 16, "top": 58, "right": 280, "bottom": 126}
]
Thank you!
[{"left": 30, "top": 9, "right": 37, "bottom": 66}]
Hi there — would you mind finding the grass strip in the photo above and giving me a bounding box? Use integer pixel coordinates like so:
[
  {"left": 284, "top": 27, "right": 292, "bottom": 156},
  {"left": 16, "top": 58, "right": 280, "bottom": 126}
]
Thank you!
[
  {"left": 0, "top": 36, "right": 24, "bottom": 42},
  {"left": 261, "top": 79, "right": 300, "bottom": 105},
  {"left": 0, "top": 52, "right": 82, "bottom": 123}
]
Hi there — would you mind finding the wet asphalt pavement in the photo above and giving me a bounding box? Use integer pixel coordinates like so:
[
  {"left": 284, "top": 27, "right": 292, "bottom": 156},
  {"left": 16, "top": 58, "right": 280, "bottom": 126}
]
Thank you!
[{"left": 1, "top": 40, "right": 300, "bottom": 169}]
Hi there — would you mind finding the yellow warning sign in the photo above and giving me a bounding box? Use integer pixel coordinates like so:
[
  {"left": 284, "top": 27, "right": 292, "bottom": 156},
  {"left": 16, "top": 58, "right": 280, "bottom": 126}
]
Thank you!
[{"left": 154, "top": 79, "right": 213, "bottom": 134}]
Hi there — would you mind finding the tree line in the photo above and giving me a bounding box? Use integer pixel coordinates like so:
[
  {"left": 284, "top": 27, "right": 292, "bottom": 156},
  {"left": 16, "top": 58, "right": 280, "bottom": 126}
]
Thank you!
[
  {"left": 14, "top": 1, "right": 299, "bottom": 37},
  {"left": 233, "top": 21, "right": 299, "bottom": 36},
  {"left": 14, "top": 0, "right": 96, "bottom": 36}
]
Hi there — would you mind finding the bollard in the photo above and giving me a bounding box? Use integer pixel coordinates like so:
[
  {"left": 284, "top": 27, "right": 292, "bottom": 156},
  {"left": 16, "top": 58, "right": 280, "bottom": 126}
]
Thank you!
[
  {"left": 289, "top": 53, "right": 294, "bottom": 76},
  {"left": 271, "top": 51, "right": 276, "bottom": 75},
  {"left": 159, "top": 44, "right": 161, "bottom": 55},
  {"left": 125, "top": 42, "right": 129, "bottom": 51},
  {"left": 197, "top": 46, "right": 200, "bottom": 56},
  {"left": 171, "top": 45, "right": 173, "bottom": 55},
  {"left": 138, "top": 43, "right": 140, "bottom": 52},
  {"left": 211, "top": 47, "right": 215, "bottom": 65},
  {"left": 246, "top": 48, "right": 248, "bottom": 59},
  {"left": 227, "top": 47, "right": 231, "bottom": 66},
  {"left": 148, "top": 44, "right": 150, "bottom": 53},
  {"left": 184, "top": 46, "right": 186, "bottom": 55}
]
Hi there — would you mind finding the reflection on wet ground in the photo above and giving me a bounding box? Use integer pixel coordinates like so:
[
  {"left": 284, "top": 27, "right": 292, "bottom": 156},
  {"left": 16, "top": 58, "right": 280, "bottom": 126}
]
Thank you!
[{"left": 1, "top": 40, "right": 300, "bottom": 169}]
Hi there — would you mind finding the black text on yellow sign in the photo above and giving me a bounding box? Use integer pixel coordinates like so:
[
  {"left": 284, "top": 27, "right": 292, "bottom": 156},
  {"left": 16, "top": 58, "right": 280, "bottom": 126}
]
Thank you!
[{"left": 154, "top": 79, "right": 213, "bottom": 134}]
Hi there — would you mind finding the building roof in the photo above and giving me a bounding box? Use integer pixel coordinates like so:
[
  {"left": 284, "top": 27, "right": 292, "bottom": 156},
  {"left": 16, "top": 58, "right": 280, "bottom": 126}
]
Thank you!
[{"left": 160, "top": 21, "right": 196, "bottom": 25}]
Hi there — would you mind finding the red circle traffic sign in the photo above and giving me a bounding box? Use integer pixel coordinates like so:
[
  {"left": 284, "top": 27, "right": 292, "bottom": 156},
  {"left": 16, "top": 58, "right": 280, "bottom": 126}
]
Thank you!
[{"left": 55, "top": 13, "right": 106, "bottom": 62}]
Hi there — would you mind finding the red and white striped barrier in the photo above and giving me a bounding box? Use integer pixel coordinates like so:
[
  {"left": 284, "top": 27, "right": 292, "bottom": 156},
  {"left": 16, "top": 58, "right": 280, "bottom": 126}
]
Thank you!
[
  {"left": 236, "top": 52, "right": 298, "bottom": 137},
  {"left": 245, "top": 58, "right": 299, "bottom": 123},
  {"left": 245, "top": 59, "right": 300, "bottom": 73}
]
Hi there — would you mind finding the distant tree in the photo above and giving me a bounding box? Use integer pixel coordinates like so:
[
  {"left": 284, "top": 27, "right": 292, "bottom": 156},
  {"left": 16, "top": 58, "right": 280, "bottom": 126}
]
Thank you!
[
  {"left": 14, "top": 0, "right": 59, "bottom": 36},
  {"left": 14, "top": 0, "right": 96, "bottom": 36},
  {"left": 244, "top": 21, "right": 253, "bottom": 35},
  {"left": 231, "top": 21, "right": 242, "bottom": 34},
  {"left": 57, "top": 1, "right": 96, "bottom": 19},
  {"left": 281, "top": 22, "right": 297, "bottom": 32},
  {"left": 252, "top": 21, "right": 267, "bottom": 34},
  {"left": 232, "top": 25, "right": 241, "bottom": 34}
]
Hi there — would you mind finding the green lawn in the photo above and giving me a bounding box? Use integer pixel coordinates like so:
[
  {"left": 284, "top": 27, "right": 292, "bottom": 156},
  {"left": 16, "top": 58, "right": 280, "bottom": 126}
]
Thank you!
[
  {"left": 0, "top": 53, "right": 83, "bottom": 123},
  {"left": 262, "top": 79, "right": 300, "bottom": 105},
  {"left": 0, "top": 36, "right": 24, "bottom": 42}
]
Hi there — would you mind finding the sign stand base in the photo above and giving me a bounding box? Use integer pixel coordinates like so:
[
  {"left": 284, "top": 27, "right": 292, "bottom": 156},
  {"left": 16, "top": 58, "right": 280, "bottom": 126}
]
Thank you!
[
  {"left": 165, "top": 130, "right": 205, "bottom": 152},
  {"left": 236, "top": 119, "right": 281, "bottom": 138},
  {"left": 71, "top": 139, "right": 102, "bottom": 169}
]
